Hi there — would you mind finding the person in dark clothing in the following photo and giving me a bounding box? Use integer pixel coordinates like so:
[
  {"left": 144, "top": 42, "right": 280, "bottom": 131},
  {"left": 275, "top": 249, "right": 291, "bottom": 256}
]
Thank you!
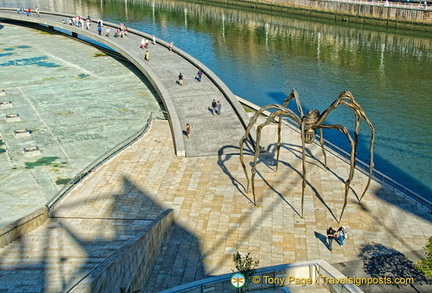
[{"left": 326, "top": 227, "right": 336, "bottom": 251}]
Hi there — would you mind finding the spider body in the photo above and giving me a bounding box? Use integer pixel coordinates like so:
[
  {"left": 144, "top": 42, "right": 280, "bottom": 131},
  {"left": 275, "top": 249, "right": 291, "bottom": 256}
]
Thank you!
[
  {"left": 303, "top": 110, "right": 320, "bottom": 144},
  {"left": 239, "top": 89, "right": 375, "bottom": 222}
]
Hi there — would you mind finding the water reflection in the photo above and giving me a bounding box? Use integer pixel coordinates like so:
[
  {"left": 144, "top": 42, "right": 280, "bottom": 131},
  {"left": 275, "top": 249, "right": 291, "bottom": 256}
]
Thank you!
[{"left": 1, "top": 0, "right": 431, "bottom": 198}]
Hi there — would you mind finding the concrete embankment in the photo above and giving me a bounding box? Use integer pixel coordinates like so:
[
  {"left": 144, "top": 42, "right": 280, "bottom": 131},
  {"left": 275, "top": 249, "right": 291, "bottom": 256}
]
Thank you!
[{"left": 197, "top": 0, "right": 432, "bottom": 31}]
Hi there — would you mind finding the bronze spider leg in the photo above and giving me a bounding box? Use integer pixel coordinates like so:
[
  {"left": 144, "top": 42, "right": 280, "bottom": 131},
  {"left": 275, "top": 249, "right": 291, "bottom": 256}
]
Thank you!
[
  {"left": 282, "top": 89, "right": 304, "bottom": 117},
  {"left": 317, "top": 91, "right": 375, "bottom": 204},
  {"left": 318, "top": 128, "right": 327, "bottom": 168},
  {"left": 275, "top": 89, "right": 304, "bottom": 172},
  {"left": 300, "top": 121, "right": 307, "bottom": 218},
  {"left": 340, "top": 91, "right": 375, "bottom": 202},
  {"left": 310, "top": 124, "right": 355, "bottom": 222},
  {"left": 299, "top": 122, "right": 331, "bottom": 218},
  {"left": 339, "top": 97, "right": 375, "bottom": 202},
  {"left": 360, "top": 121, "right": 375, "bottom": 202},
  {"left": 250, "top": 110, "right": 301, "bottom": 205},
  {"left": 239, "top": 105, "right": 299, "bottom": 196}
]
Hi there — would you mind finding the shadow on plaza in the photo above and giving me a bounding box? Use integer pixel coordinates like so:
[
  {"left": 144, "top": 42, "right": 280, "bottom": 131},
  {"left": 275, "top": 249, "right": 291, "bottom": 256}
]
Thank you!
[
  {"left": 0, "top": 177, "right": 205, "bottom": 292},
  {"left": 332, "top": 243, "right": 432, "bottom": 293},
  {"left": 219, "top": 138, "right": 346, "bottom": 221}
]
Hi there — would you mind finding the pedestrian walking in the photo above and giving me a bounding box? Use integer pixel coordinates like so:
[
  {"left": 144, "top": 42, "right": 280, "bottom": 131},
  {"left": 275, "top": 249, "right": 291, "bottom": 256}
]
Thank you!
[
  {"left": 337, "top": 225, "right": 347, "bottom": 247},
  {"left": 35, "top": 6, "right": 40, "bottom": 17},
  {"left": 97, "top": 26, "right": 102, "bottom": 36},
  {"left": 211, "top": 99, "right": 217, "bottom": 115},
  {"left": 152, "top": 35, "right": 156, "bottom": 45},
  {"left": 141, "top": 38, "right": 146, "bottom": 49},
  {"left": 326, "top": 227, "right": 336, "bottom": 251},
  {"left": 197, "top": 69, "right": 203, "bottom": 82},
  {"left": 178, "top": 73, "right": 184, "bottom": 86},
  {"left": 185, "top": 123, "right": 191, "bottom": 139},
  {"left": 217, "top": 101, "right": 222, "bottom": 115},
  {"left": 145, "top": 51, "right": 150, "bottom": 61},
  {"left": 97, "top": 18, "right": 103, "bottom": 28}
]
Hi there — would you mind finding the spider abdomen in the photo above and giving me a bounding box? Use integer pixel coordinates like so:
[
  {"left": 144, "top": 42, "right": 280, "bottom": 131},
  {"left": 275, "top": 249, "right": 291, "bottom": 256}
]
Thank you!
[{"left": 303, "top": 110, "right": 320, "bottom": 144}]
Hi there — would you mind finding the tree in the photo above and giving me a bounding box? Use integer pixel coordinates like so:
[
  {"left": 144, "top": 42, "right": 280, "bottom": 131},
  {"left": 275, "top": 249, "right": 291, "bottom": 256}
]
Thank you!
[{"left": 416, "top": 236, "right": 432, "bottom": 279}]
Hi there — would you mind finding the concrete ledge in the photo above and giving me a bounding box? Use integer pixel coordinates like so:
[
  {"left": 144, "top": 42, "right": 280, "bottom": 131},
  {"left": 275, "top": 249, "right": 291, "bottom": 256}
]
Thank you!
[
  {"left": 0, "top": 206, "right": 48, "bottom": 248},
  {"left": 69, "top": 209, "right": 175, "bottom": 292}
]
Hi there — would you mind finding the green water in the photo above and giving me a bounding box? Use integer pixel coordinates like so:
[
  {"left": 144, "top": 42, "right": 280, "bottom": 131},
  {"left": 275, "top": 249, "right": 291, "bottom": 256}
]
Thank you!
[{"left": 0, "top": 23, "right": 162, "bottom": 226}]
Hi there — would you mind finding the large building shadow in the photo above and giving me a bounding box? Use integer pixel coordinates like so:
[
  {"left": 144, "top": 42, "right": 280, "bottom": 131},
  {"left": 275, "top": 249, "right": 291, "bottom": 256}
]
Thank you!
[{"left": 0, "top": 177, "right": 205, "bottom": 292}]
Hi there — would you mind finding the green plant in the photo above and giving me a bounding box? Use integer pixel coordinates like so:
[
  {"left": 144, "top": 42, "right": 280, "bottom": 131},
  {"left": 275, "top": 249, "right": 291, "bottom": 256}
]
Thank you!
[
  {"left": 93, "top": 52, "right": 107, "bottom": 57},
  {"left": 416, "top": 236, "right": 432, "bottom": 279},
  {"left": 232, "top": 251, "right": 259, "bottom": 289}
]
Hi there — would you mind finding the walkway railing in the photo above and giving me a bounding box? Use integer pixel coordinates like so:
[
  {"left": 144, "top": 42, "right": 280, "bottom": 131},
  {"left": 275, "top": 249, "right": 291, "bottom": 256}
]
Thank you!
[{"left": 46, "top": 113, "right": 155, "bottom": 211}]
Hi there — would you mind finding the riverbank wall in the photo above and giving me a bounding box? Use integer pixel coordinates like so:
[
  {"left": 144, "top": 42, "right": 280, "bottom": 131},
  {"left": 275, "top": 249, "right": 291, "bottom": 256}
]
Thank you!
[{"left": 199, "top": 0, "right": 432, "bottom": 32}]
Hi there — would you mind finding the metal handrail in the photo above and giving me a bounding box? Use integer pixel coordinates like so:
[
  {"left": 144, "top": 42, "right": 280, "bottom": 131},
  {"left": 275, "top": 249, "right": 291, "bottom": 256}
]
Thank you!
[
  {"left": 159, "top": 260, "right": 362, "bottom": 293},
  {"left": 47, "top": 113, "right": 154, "bottom": 210}
]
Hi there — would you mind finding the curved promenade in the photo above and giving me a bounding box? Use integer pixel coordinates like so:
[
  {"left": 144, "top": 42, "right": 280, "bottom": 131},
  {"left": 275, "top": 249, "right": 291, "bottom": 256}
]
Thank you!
[
  {"left": 1, "top": 8, "right": 432, "bottom": 293},
  {"left": 0, "top": 7, "right": 250, "bottom": 158}
]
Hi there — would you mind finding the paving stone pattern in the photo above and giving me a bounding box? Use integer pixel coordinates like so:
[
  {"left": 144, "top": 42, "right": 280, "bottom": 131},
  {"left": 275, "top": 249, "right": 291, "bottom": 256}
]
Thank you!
[{"left": 0, "top": 120, "right": 431, "bottom": 292}]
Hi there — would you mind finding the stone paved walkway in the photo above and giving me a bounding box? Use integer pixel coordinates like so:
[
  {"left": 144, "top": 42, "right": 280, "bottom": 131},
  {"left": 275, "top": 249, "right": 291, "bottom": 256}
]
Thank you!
[{"left": 2, "top": 119, "right": 430, "bottom": 292}]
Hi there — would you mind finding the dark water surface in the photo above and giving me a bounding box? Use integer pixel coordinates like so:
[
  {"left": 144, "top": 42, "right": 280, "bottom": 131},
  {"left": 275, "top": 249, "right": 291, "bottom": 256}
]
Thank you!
[{"left": 2, "top": 0, "right": 432, "bottom": 200}]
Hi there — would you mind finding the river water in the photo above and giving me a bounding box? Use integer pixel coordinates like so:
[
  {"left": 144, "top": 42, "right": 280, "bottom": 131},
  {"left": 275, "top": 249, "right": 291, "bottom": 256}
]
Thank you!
[{"left": 2, "top": 0, "right": 431, "bottom": 200}]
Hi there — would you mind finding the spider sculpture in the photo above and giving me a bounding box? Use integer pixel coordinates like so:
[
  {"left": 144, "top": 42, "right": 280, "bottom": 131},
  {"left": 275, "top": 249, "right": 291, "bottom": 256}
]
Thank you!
[{"left": 239, "top": 89, "right": 375, "bottom": 222}]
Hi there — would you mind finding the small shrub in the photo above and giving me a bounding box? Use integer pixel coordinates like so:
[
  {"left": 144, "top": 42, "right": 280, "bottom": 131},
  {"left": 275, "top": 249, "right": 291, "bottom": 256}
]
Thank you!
[
  {"left": 416, "top": 236, "right": 432, "bottom": 279},
  {"left": 232, "top": 251, "right": 259, "bottom": 290}
]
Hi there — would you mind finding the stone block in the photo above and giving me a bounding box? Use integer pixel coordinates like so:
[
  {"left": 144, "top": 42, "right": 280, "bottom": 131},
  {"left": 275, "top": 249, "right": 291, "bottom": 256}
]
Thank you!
[
  {"left": 5, "top": 114, "right": 20, "bottom": 122},
  {"left": 0, "top": 101, "right": 13, "bottom": 108}
]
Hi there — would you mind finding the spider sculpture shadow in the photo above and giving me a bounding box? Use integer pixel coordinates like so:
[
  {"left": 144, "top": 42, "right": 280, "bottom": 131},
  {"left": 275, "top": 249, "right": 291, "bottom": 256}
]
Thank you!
[{"left": 239, "top": 89, "right": 375, "bottom": 222}]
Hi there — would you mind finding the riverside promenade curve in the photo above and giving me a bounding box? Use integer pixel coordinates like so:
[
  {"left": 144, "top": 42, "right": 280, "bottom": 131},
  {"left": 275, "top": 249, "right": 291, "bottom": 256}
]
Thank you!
[
  {"left": 1, "top": 7, "right": 432, "bottom": 293},
  {"left": 0, "top": 7, "right": 250, "bottom": 158}
]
